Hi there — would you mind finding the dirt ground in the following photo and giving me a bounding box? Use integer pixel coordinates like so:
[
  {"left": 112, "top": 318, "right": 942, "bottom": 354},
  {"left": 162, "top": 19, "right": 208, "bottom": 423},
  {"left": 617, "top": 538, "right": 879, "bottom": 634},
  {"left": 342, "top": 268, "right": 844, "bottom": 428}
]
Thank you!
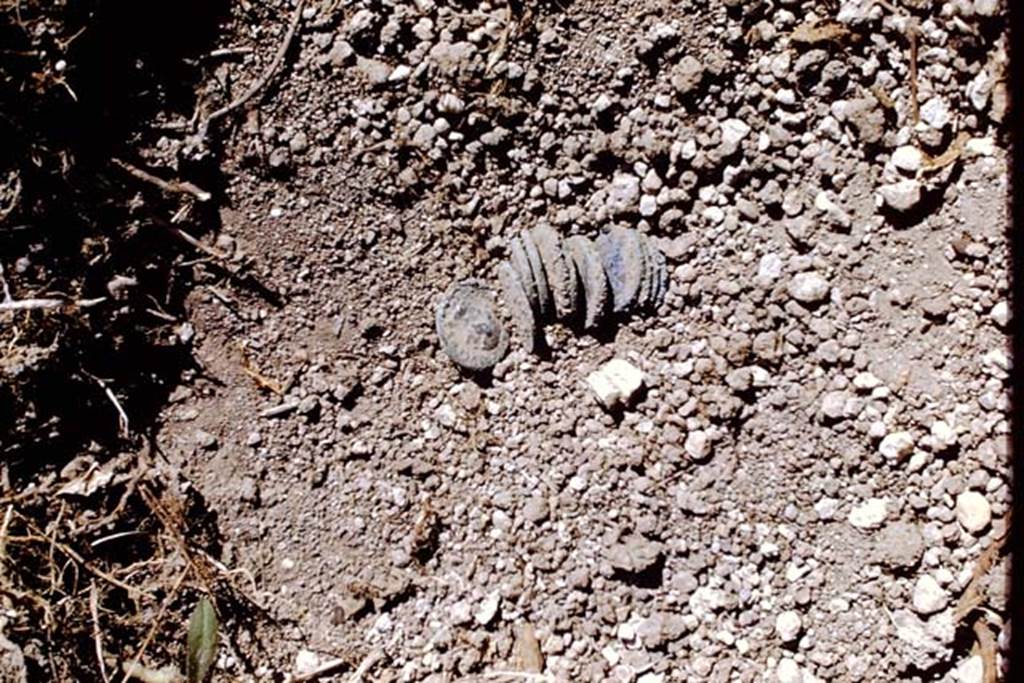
[{"left": 0, "top": 0, "right": 1014, "bottom": 681}]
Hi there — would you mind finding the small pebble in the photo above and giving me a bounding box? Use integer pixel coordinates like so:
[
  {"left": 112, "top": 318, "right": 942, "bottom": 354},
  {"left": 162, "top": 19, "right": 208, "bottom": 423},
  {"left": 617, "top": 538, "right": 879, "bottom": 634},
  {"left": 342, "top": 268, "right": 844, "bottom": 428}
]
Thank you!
[{"left": 955, "top": 491, "right": 992, "bottom": 533}]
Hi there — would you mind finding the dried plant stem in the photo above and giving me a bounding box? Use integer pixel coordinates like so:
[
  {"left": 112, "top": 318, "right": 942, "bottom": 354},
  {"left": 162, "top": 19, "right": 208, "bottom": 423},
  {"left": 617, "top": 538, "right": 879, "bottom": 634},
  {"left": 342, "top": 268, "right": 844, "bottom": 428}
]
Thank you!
[
  {"left": 201, "top": 0, "right": 306, "bottom": 129},
  {"left": 111, "top": 158, "right": 211, "bottom": 202}
]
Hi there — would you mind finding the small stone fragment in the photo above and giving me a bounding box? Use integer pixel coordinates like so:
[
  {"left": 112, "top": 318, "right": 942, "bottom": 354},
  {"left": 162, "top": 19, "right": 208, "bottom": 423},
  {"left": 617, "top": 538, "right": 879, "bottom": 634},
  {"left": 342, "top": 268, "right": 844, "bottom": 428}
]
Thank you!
[
  {"left": 879, "top": 179, "right": 922, "bottom": 212},
  {"left": 848, "top": 498, "right": 887, "bottom": 529},
  {"left": 879, "top": 431, "right": 915, "bottom": 460},
  {"left": 587, "top": 359, "right": 644, "bottom": 409},
  {"left": 474, "top": 592, "right": 501, "bottom": 625},
  {"left": 684, "top": 430, "right": 711, "bottom": 460},
  {"left": 912, "top": 575, "right": 948, "bottom": 615},
  {"left": 788, "top": 271, "right": 830, "bottom": 304},
  {"left": 606, "top": 534, "right": 663, "bottom": 573},
  {"left": 775, "top": 610, "right": 802, "bottom": 642},
  {"left": 955, "top": 491, "right": 991, "bottom": 533}
]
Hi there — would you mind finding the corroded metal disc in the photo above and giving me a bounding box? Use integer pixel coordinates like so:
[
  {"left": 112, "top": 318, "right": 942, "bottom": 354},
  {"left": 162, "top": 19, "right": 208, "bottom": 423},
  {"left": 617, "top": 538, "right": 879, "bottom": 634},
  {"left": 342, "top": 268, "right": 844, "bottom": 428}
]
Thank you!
[
  {"left": 508, "top": 236, "right": 539, "bottom": 314},
  {"left": 497, "top": 261, "right": 537, "bottom": 353},
  {"left": 565, "top": 235, "right": 607, "bottom": 329},
  {"left": 520, "top": 229, "right": 552, "bottom": 321},
  {"left": 435, "top": 279, "right": 509, "bottom": 370},
  {"left": 530, "top": 224, "right": 578, "bottom": 321},
  {"left": 637, "top": 232, "right": 656, "bottom": 311},
  {"left": 597, "top": 227, "right": 647, "bottom": 313},
  {"left": 651, "top": 240, "right": 668, "bottom": 310}
]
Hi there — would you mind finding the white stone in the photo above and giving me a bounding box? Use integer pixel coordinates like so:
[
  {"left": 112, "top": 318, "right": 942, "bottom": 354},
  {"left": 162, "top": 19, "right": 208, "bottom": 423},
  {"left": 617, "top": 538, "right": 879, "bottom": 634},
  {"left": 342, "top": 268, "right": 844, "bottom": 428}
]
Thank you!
[
  {"left": 776, "top": 658, "right": 802, "bottom": 683},
  {"left": 637, "top": 674, "right": 665, "bottom": 683},
  {"left": 955, "top": 491, "right": 991, "bottom": 533},
  {"left": 989, "top": 301, "right": 1010, "bottom": 327},
  {"left": 852, "top": 372, "right": 881, "bottom": 390},
  {"left": 758, "top": 253, "right": 784, "bottom": 281},
  {"left": 912, "top": 575, "right": 948, "bottom": 615},
  {"left": 592, "top": 93, "right": 614, "bottom": 113},
  {"left": 721, "top": 118, "right": 751, "bottom": 147},
  {"left": 879, "top": 431, "right": 914, "bottom": 460},
  {"left": 474, "top": 592, "right": 501, "bottom": 625},
  {"left": 388, "top": 64, "right": 411, "bottom": 81},
  {"left": 788, "top": 272, "right": 830, "bottom": 304},
  {"left": 294, "top": 649, "right": 321, "bottom": 675},
  {"left": 587, "top": 359, "right": 644, "bottom": 409},
  {"left": 848, "top": 498, "right": 887, "bottom": 529},
  {"left": 639, "top": 194, "right": 658, "bottom": 217},
  {"left": 684, "top": 430, "right": 711, "bottom": 460},
  {"left": 953, "top": 655, "right": 984, "bottom": 683},
  {"left": 606, "top": 174, "right": 640, "bottom": 213},
  {"left": 930, "top": 421, "right": 957, "bottom": 448},
  {"left": 775, "top": 610, "right": 803, "bottom": 642},
  {"left": 891, "top": 145, "right": 923, "bottom": 173},
  {"left": 973, "top": 0, "right": 1000, "bottom": 17},
  {"left": 878, "top": 179, "right": 922, "bottom": 212},
  {"left": 920, "top": 97, "right": 951, "bottom": 129},
  {"left": 820, "top": 391, "right": 849, "bottom": 420},
  {"left": 966, "top": 137, "right": 996, "bottom": 157}
]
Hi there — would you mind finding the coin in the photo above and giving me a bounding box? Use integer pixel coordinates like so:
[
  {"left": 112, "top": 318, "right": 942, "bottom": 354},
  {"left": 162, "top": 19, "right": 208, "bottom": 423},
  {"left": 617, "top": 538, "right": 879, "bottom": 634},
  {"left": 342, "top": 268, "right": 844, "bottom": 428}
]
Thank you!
[
  {"left": 497, "top": 261, "right": 537, "bottom": 353},
  {"left": 531, "top": 224, "right": 578, "bottom": 321},
  {"left": 520, "top": 229, "right": 553, "bottom": 321},
  {"left": 435, "top": 279, "right": 510, "bottom": 370},
  {"left": 597, "top": 226, "right": 646, "bottom": 313},
  {"left": 565, "top": 235, "right": 608, "bottom": 329}
]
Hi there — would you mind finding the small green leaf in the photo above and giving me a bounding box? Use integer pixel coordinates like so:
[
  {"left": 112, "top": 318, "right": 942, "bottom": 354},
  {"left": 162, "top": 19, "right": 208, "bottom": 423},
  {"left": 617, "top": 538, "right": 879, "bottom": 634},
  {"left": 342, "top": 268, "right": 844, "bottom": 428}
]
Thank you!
[{"left": 186, "top": 596, "right": 218, "bottom": 683}]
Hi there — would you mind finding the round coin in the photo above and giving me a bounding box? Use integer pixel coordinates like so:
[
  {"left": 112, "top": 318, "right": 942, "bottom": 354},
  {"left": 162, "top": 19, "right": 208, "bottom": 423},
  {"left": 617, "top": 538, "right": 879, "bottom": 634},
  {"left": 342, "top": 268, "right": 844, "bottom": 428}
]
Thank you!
[
  {"left": 565, "top": 235, "right": 608, "bottom": 329},
  {"left": 520, "top": 229, "right": 553, "bottom": 321},
  {"left": 435, "top": 279, "right": 510, "bottom": 371},
  {"left": 597, "top": 227, "right": 647, "bottom": 314},
  {"left": 531, "top": 224, "right": 578, "bottom": 321},
  {"left": 497, "top": 262, "right": 537, "bottom": 353}
]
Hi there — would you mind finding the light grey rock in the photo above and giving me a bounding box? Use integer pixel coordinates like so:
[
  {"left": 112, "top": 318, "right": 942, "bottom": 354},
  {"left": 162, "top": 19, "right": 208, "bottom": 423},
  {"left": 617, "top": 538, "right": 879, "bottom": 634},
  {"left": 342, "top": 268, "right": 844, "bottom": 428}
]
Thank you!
[{"left": 788, "top": 272, "right": 830, "bottom": 304}]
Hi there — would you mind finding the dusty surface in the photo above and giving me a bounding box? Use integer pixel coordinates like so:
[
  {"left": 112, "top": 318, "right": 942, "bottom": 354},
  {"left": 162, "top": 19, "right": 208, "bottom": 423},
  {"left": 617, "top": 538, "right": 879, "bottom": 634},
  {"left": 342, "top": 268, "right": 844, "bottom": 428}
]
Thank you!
[{"left": 1, "top": 0, "right": 1014, "bottom": 681}]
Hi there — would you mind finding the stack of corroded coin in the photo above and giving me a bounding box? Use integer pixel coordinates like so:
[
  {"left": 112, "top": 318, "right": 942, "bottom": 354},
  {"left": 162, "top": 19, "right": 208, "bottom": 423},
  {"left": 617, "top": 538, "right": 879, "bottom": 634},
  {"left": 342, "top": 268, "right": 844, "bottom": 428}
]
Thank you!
[{"left": 437, "top": 226, "right": 668, "bottom": 370}]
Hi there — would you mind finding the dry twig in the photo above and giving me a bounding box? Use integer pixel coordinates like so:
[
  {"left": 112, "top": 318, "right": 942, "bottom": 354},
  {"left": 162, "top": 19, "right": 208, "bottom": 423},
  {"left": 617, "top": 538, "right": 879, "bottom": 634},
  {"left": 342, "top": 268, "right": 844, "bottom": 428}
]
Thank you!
[
  {"left": 111, "top": 158, "right": 211, "bottom": 203},
  {"left": 117, "top": 567, "right": 190, "bottom": 683},
  {"left": 973, "top": 619, "right": 998, "bottom": 683},
  {"left": 90, "top": 581, "right": 112, "bottom": 683},
  {"left": 954, "top": 512, "right": 1010, "bottom": 622},
  {"left": 200, "top": 0, "right": 306, "bottom": 130}
]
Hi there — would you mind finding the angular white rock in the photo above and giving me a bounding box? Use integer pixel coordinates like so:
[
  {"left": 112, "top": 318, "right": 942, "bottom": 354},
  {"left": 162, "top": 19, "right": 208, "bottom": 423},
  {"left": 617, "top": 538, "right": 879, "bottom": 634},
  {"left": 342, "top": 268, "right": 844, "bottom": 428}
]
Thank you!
[
  {"left": 587, "top": 359, "right": 644, "bottom": 409},
  {"left": 776, "top": 658, "right": 803, "bottom": 683},
  {"left": 879, "top": 179, "right": 922, "bottom": 212},
  {"left": 684, "top": 430, "right": 711, "bottom": 460},
  {"left": 955, "top": 491, "right": 991, "bottom": 533},
  {"left": 879, "top": 431, "right": 915, "bottom": 460},
  {"left": 912, "top": 575, "right": 948, "bottom": 615},
  {"left": 775, "top": 610, "right": 803, "bottom": 642},
  {"left": 721, "top": 118, "right": 751, "bottom": 147},
  {"left": 953, "top": 655, "right": 984, "bottom": 683}
]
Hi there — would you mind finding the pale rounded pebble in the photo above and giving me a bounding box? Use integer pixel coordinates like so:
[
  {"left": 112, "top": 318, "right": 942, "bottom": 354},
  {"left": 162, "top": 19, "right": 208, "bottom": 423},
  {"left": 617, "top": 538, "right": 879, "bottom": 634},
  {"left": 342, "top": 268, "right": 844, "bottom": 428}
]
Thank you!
[
  {"left": 775, "top": 610, "right": 803, "bottom": 642},
  {"left": 953, "top": 654, "right": 984, "bottom": 683},
  {"left": 848, "top": 498, "right": 887, "bottom": 529},
  {"left": 955, "top": 491, "right": 991, "bottom": 533},
  {"left": 891, "top": 145, "right": 923, "bottom": 173},
  {"left": 776, "top": 658, "right": 802, "bottom": 683},
  {"left": 912, "top": 575, "right": 949, "bottom": 615},
  {"left": 788, "top": 271, "right": 830, "bottom": 304},
  {"left": 879, "top": 431, "right": 915, "bottom": 460}
]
